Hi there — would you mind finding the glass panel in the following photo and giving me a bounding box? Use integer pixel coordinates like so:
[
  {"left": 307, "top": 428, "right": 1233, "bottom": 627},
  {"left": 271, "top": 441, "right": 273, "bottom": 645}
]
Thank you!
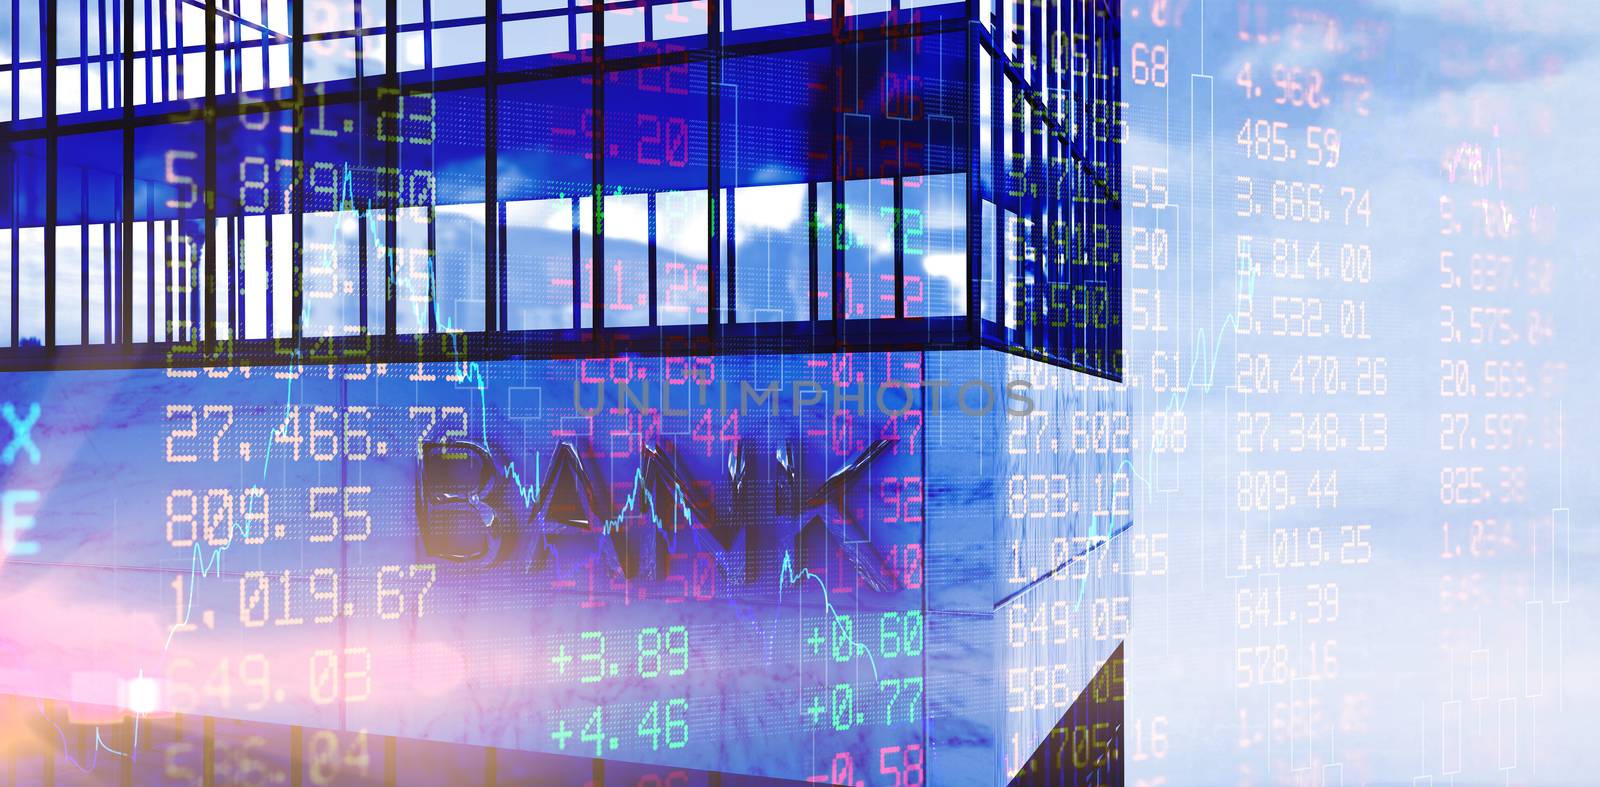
[
  {"left": 978, "top": 47, "right": 993, "bottom": 200},
  {"left": 1003, "top": 207, "right": 1018, "bottom": 331},
  {"left": 504, "top": 0, "right": 564, "bottom": 12},
  {"left": 505, "top": 198, "right": 575, "bottom": 331},
  {"left": 733, "top": 182, "right": 808, "bottom": 324},
  {"left": 270, "top": 212, "right": 293, "bottom": 338},
  {"left": 398, "top": 30, "right": 426, "bottom": 70},
  {"left": 431, "top": 24, "right": 483, "bottom": 68},
  {"left": 154, "top": 222, "right": 172, "bottom": 341},
  {"left": 0, "top": 229, "right": 10, "bottom": 346},
  {"left": 394, "top": 205, "right": 432, "bottom": 333},
  {"left": 406, "top": 87, "right": 486, "bottom": 334},
  {"left": 842, "top": 178, "right": 894, "bottom": 320},
  {"left": 577, "top": 195, "right": 595, "bottom": 329},
  {"left": 497, "top": 75, "right": 592, "bottom": 328},
  {"left": 981, "top": 199, "right": 996, "bottom": 323},
  {"left": 360, "top": 35, "right": 387, "bottom": 76},
  {"left": 302, "top": 209, "right": 362, "bottom": 336},
  {"left": 503, "top": 16, "right": 567, "bottom": 59},
  {"left": 730, "top": 0, "right": 804, "bottom": 30},
  {"left": 242, "top": 215, "right": 268, "bottom": 339},
  {"left": 434, "top": 0, "right": 485, "bottom": 22},
  {"left": 652, "top": 2, "right": 705, "bottom": 40},
  {"left": 655, "top": 189, "right": 707, "bottom": 327},
  {"left": 603, "top": 192, "right": 649, "bottom": 328},
  {"left": 17, "top": 67, "right": 40, "bottom": 119},
  {"left": 131, "top": 221, "right": 148, "bottom": 342},
  {"left": 55, "top": 225, "right": 82, "bottom": 346},
  {"left": 18, "top": 227, "right": 42, "bottom": 345},
  {"left": 604, "top": 8, "right": 646, "bottom": 46},
  {"left": 905, "top": 172, "right": 965, "bottom": 318},
  {"left": 435, "top": 202, "right": 485, "bottom": 333},
  {"left": 213, "top": 219, "right": 228, "bottom": 342},
  {"left": 814, "top": 181, "right": 832, "bottom": 321},
  {"left": 304, "top": 0, "right": 356, "bottom": 35}
]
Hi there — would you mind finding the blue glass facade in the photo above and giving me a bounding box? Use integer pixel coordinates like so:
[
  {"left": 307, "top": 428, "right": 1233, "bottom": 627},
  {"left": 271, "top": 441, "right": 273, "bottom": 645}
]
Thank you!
[{"left": 0, "top": 0, "right": 1121, "bottom": 377}]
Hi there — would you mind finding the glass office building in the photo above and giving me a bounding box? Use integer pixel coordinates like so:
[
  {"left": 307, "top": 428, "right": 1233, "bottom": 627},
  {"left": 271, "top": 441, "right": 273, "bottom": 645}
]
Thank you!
[
  {"left": 0, "top": 0, "right": 1120, "bottom": 374},
  {"left": 0, "top": 1, "right": 1126, "bottom": 783}
]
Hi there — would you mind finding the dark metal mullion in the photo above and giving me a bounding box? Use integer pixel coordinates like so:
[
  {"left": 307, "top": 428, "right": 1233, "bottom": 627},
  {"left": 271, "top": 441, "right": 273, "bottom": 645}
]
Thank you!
[
  {"left": 228, "top": 0, "right": 240, "bottom": 340},
  {"left": 353, "top": 0, "right": 366, "bottom": 334},
  {"left": 963, "top": 19, "right": 979, "bottom": 343},
  {"left": 8, "top": 0, "right": 16, "bottom": 346},
  {"left": 725, "top": 187, "right": 735, "bottom": 323},
  {"left": 484, "top": 0, "right": 500, "bottom": 333},
  {"left": 1043, "top": 0, "right": 1058, "bottom": 357},
  {"left": 828, "top": 0, "right": 844, "bottom": 329},
  {"left": 80, "top": 172, "right": 89, "bottom": 343},
  {"left": 176, "top": 224, "right": 186, "bottom": 340},
  {"left": 96, "top": 0, "right": 108, "bottom": 109},
  {"left": 893, "top": 173, "right": 904, "bottom": 319},
  {"left": 423, "top": 0, "right": 437, "bottom": 334},
  {"left": 706, "top": 0, "right": 720, "bottom": 343},
  {"left": 156, "top": 0, "right": 169, "bottom": 102},
  {"left": 163, "top": 220, "right": 172, "bottom": 340},
  {"left": 383, "top": 0, "right": 396, "bottom": 335},
  {"left": 1031, "top": 0, "right": 1046, "bottom": 355},
  {"left": 994, "top": 58, "right": 1006, "bottom": 334},
  {"left": 258, "top": 0, "right": 270, "bottom": 338},
  {"left": 589, "top": 0, "right": 604, "bottom": 336},
  {"left": 291, "top": 0, "right": 303, "bottom": 340},
  {"left": 807, "top": 182, "right": 817, "bottom": 324},
  {"left": 646, "top": 193, "right": 656, "bottom": 327},
  {"left": 102, "top": 220, "right": 112, "bottom": 342},
  {"left": 569, "top": 196, "right": 579, "bottom": 330},
  {"left": 204, "top": 0, "right": 217, "bottom": 345},
  {"left": 121, "top": 0, "right": 135, "bottom": 346},
  {"left": 44, "top": 0, "right": 57, "bottom": 348},
  {"left": 1029, "top": 110, "right": 1045, "bottom": 354},
  {"left": 146, "top": 196, "right": 154, "bottom": 340},
  {"left": 144, "top": 0, "right": 153, "bottom": 101},
  {"left": 261, "top": 0, "right": 274, "bottom": 339},
  {"left": 498, "top": 201, "right": 507, "bottom": 331},
  {"left": 174, "top": 0, "right": 185, "bottom": 98},
  {"left": 9, "top": 157, "right": 17, "bottom": 347},
  {"left": 425, "top": 206, "right": 437, "bottom": 334},
  {"left": 79, "top": 0, "right": 88, "bottom": 114}
]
